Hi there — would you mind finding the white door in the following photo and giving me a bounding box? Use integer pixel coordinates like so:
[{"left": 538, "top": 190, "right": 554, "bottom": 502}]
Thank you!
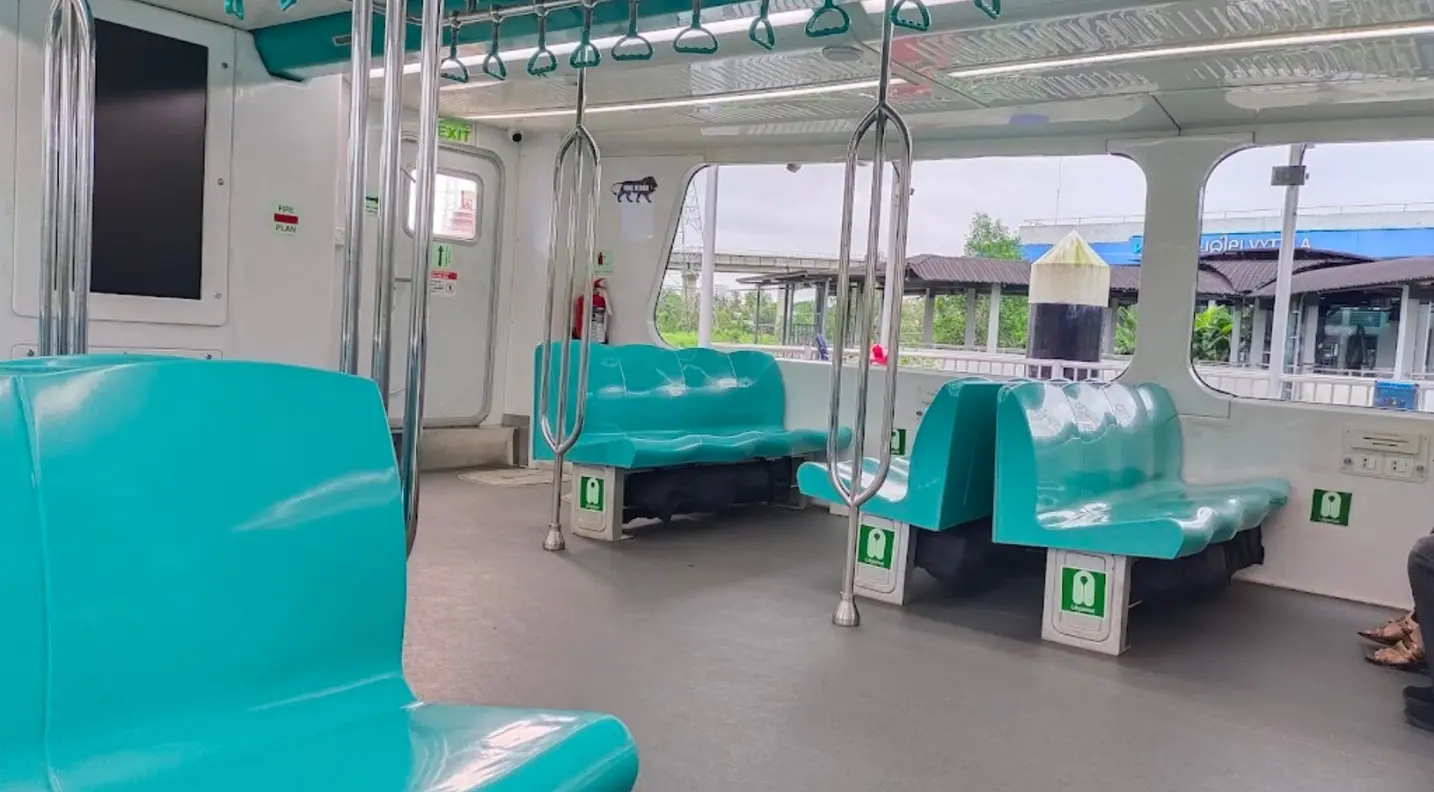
[{"left": 363, "top": 141, "right": 501, "bottom": 426}]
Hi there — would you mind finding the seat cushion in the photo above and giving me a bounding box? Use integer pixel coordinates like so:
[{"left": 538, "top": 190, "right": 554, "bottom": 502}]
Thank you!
[
  {"left": 798, "top": 458, "right": 913, "bottom": 524},
  {"left": 53, "top": 705, "right": 638, "bottom": 792},
  {"left": 575, "top": 427, "right": 848, "bottom": 469}
]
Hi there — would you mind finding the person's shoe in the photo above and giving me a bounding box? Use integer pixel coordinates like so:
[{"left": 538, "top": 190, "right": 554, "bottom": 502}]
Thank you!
[
  {"left": 1360, "top": 612, "right": 1416, "bottom": 646},
  {"left": 1405, "top": 686, "right": 1433, "bottom": 705},
  {"left": 1366, "top": 635, "right": 1427, "bottom": 672},
  {"left": 1406, "top": 701, "right": 1434, "bottom": 733}
]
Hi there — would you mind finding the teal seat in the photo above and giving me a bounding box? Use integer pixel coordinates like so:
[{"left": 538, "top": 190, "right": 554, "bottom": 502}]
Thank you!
[
  {"left": 533, "top": 343, "right": 849, "bottom": 468},
  {"left": 4, "top": 356, "right": 639, "bottom": 792},
  {"left": 993, "top": 380, "right": 1289, "bottom": 560},
  {"left": 796, "top": 377, "right": 1003, "bottom": 530}
]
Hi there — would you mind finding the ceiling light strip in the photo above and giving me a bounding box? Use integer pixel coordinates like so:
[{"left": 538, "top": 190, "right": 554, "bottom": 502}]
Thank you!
[{"left": 464, "top": 78, "right": 888, "bottom": 120}]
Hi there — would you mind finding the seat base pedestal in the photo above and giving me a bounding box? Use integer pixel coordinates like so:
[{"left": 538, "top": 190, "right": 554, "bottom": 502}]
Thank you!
[
  {"left": 571, "top": 465, "right": 626, "bottom": 542},
  {"left": 1042, "top": 549, "right": 1133, "bottom": 656},
  {"left": 853, "top": 516, "right": 917, "bottom": 606}
]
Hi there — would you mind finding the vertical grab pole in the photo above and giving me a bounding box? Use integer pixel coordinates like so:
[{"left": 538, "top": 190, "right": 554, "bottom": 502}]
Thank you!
[
  {"left": 826, "top": 0, "right": 913, "bottom": 628},
  {"left": 38, "top": 0, "right": 94, "bottom": 356},
  {"left": 537, "top": 0, "right": 602, "bottom": 552},
  {"left": 339, "top": 0, "right": 374, "bottom": 373},
  {"left": 397, "top": 0, "right": 444, "bottom": 555},
  {"left": 372, "top": 0, "right": 407, "bottom": 408},
  {"left": 67, "top": 0, "right": 94, "bottom": 355}
]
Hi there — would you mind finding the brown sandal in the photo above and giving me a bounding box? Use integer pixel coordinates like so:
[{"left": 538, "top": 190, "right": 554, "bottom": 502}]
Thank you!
[
  {"left": 1366, "top": 628, "right": 1426, "bottom": 673},
  {"left": 1360, "top": 612, "right": 1416, "bottom": 646}
]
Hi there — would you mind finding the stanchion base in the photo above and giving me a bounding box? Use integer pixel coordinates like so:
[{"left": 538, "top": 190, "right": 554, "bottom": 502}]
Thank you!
[
  {"left": 832, "top": 597, "right": 860, "bottom": 627},
  {"left": 542, "top": 527, "right": 566, "bottom": 552}
]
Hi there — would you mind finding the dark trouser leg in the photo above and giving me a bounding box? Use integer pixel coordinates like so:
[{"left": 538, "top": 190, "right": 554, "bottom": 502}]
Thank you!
[{"left": 1410, "top": 535, "right": 1434, "bottom": 690}]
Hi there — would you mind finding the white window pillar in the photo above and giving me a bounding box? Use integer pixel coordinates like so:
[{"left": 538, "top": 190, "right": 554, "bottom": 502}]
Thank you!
[
  {"left": 1228, "top": 301, "right": 1243, "bottom": 365},
  {"left": 986, "top": 284, "right": 1002, "bottom": 353},
  {"left": 963, "top": 288, "right": 978, "bottom": 347},
  {"left": 1300, "top": 298, "right": 1320, "bottom": 371},
  {"left": 921, "top": 289, "right": 936, "bottom": 346},
  {"left": 1393, "top": 285, "right": 1420, "bottom": 380}
]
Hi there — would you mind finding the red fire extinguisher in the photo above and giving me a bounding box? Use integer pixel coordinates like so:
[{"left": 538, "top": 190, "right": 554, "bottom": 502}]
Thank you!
[{"left": 574, "top": 277, "right": 610, "bottom": 344}]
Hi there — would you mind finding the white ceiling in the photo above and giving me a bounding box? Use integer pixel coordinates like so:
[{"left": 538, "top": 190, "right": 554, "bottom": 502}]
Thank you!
[{"left": 153, "top": 0, "right": 1434, "bottom": 149}]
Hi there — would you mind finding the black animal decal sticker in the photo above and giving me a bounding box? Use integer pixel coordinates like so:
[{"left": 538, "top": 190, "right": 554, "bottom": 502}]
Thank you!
[{"left": 612, "top": 176, "right": 658, "bottom": 203}]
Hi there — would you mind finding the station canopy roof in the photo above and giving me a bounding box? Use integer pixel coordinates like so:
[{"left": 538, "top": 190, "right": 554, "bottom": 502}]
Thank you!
[{"left": 739, "top": 247, "right": 1434, "bottom": 301}]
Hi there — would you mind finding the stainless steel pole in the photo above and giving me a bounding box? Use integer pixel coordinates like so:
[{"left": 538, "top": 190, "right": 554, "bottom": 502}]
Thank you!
[
  {"left": 68, "top": 0, "right": 95, "bottom": 355},
  {"left": 371, "top": 0, "right": 407, "bottom": 408},
  {"left": 339, "top": 0, "right": 374, "bottom": 373},
  {"left": 398, "top": 0, "right": 443, "bottom": 555},
  {"left": 38, "top": 0, "right": 64, "bottom": 356}
]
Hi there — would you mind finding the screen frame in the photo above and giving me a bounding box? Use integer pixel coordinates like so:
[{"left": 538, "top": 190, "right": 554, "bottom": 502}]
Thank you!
[{"left": 10, "top": 0, "right": 234, "bottom": 327}]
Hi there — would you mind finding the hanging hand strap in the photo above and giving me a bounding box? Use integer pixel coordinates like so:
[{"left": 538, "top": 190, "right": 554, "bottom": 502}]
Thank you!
[
  {"left": 526, "top": 3, "right": 558, "bottom": 76},
  {"left": 440, "top": 14, "right": 471, "bottom": 83},
  {"left": 673, "top": 0, "right": 718, "bottom": 55},
  {"left": 482, "top": 10, "right": 507, "bottom": 81},
  {"left": 569, "top": 0, "right": 601, "bottom": 69},
  {"left": 974, "top": 0, "right": 1000, "bottom": 19},
  {"left": 612, "top": 0, "right": 654, "bottom": 61},
  {"left": 278, "top": 0, "right": 295, "bottom": 10},
  {"left": 748, "top": 0, "right": 775, "bottom": 50},
  {"left": 889, "top": 0, "right": 930, "bottom": 31},
  {"left": 225, "top": 0, "right": 244, "bottom": 20},
  {"left": 804, "top": 0, "right": 850, "bottom": 38}
]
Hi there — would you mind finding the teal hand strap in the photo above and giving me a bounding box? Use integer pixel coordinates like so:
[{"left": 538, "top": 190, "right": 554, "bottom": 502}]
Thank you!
[
  {"left": 440, "top": 16, "right": 470, "bottom": 83},
  {"left": 526, "top": 5, "right": 558, "bottom": 76},
  {"left": 612, "top": 0, "right": 654, "bottom": 61},
  {"left": 569, "top": 0, "right": 601, "bottom": 69},
  {"left": 277, "top": 0, "right": 295, "bottom": 10},
  {"left": 225, "top": 0, "right": 244, "bottom": 20},
  {"left": 673, "top": 0, "right": 718, "bottom": 55},
  {"left": 975, "top": 0, "right": 1000, "bottom": 19},
  {"left": 804, "top": 0, "right": 850, "bottom": 37},
  {"left": 889, "top": 0, "right": 930, "bottom": 31},
  {"left": 481, "top": 12, "right": 507, "bottom": 81},
  {"left": 748, "top": 0, "right": 774, "bottom": 50}
]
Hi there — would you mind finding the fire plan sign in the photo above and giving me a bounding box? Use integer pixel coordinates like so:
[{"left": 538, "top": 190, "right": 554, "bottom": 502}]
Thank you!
[{"left": 273, "top": 204, "right": 299, "bottom": 236}]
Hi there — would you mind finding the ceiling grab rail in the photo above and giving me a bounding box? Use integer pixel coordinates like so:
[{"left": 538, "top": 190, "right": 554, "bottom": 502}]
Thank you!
[
  {"left": 537, "top": 0, "right": 603, "bottom": 553},
  {"left": 371, "top": 0, "right": 412, "bottom": 414},
  {"left": 338, "top": 0, "right": 373, "bottom": 374},
  {"left": 39, "top": 0, "right": 95, "bottom": 356},
  {"left": 397, "top": 0, "right": 445, "bottom": 556},
  {"left": 825, "top": 0, "right": 914, "bottom": 629}
]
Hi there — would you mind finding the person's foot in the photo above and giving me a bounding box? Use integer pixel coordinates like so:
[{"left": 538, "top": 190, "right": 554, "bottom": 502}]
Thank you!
[
  {"left": 1366, "top": 634, "right": 1426, "bottom": 672},
  {"left": 1360, "top": 612, "right": 1416, "bottom": 646},
  {"left": 1405, "top": 686, "right": 1432, "bottom": 705}
]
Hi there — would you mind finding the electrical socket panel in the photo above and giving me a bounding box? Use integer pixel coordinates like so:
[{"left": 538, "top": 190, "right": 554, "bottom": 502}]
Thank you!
[{"left": 1342, "top": 429, "right": 1429, "bottom": 483}]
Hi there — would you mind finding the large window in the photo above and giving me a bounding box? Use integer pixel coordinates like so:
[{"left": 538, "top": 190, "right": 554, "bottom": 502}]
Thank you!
[
  {"left": 655, "top": 156, "right": 1145, "bottom": 382},
  {"left": 92, "top": 20, "right": 209, "bottom": 300},
  {"left": 1196, "top": 142, "right": 1434, "bottom": 413}
]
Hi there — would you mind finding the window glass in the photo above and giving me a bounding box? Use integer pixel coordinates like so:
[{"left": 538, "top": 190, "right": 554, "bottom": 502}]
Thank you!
[{"left": 406, "top": 172, "right": 480, "bottom": 241}]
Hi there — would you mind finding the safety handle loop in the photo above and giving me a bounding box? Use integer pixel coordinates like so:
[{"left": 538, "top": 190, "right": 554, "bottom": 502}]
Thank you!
[
  {"left": 974, "top": 0, "right": 1000, "bottom": 19},
  {"left": 225, "top": 0, "right": 244, "bottom": 20},
  {"left": 889, "top": 0, "right": 930, "bottom": 31},
  {"left": 673, "top": 0, "right": 718, "bottom": 55},
  {"left": 612, "top": 0, "right": 654, "bottom": 61},
  {"left": 278, "top": 0, "right": 295, "bottom": 10},
  {"left": 481, "top": 11, "right": 507, "bottom": 81},
  {"left": 526, "top": 4, "right": 558, "bottom": 76},
  {"left": 440, "top": 15, "right": 470, "bottom": 83},
  {"left": 805, "top": 0, "right": 850, "bottom": 38},
  {"left": 748, "top": 0, "right": 774, "bottom": 50},
  {"left": 569, "top": 0, "right": 601, "bottom": 69}
]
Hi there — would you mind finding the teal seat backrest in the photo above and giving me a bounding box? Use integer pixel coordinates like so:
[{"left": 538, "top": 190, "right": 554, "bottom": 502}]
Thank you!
[
  {"left": 25, "top": 359, "right": 414, "bottom": 774},
  {"left": 905, "top": 378, "right": 1004, "bottom": 525},
  {"left": 533, "top": 343, "right": 788, "bottom": 458},
  {"left": 0, "top": 376, "right": 48, "bottom": 792},
  {"left": 997, "top": 381, "right": 1178, "bottom": 515}
]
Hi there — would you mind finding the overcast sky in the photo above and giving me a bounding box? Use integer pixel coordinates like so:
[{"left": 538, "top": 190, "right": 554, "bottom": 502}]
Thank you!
[{"left": 672, "top": 141, "right": 1434, "bottom": 277}]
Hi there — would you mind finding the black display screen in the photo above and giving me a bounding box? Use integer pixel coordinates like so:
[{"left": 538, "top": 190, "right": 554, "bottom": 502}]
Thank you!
[{"left": 92, "top": 19, "right": 208, "bottom": 300}]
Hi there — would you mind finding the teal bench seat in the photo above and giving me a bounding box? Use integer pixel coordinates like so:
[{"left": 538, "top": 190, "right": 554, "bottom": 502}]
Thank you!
[
  {"left": 796, "top": 377, "right": 1003, "bottom": 530},
  {"left": 994, "top": 380, "right": 1289, "bottom": 560},
  {"left": 1, "top": 356, "right": 639, "bottom": 792},
  {"left": 534, "top": 343, "right": 848, "bottom": 469}
]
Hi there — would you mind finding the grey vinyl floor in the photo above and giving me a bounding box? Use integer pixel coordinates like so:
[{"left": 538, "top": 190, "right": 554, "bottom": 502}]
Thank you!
[{"left": 403, "top": 473, "right": 1433, "bottom": 791}]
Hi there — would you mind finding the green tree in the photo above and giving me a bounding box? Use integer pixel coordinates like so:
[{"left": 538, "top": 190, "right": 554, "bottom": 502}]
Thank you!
[
  {"left": 964, "top": 212, "right": 1024, "bottom": 260},
  {"left": 1115, "top": 305, "right": 1138, "bottom": 355},
  {"left": 1191, "top": 304, "right": 1232, "bottom": 362}
]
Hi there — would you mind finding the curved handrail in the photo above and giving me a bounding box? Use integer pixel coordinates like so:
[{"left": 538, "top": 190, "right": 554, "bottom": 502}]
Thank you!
[
  {"left": 537, "top": 0, "right": 603, "bottom": 552},
  {"left": 825, "top": 0, "right": 913, "bottom": 629}
]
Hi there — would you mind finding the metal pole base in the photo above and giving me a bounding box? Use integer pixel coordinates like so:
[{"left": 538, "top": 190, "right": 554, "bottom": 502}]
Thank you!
[
  {"left": 832, "top": 596, "right": 860, "bottom": 627},
  {"left": 543, "top": 526, "right": 566, "bottom": 552}
]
